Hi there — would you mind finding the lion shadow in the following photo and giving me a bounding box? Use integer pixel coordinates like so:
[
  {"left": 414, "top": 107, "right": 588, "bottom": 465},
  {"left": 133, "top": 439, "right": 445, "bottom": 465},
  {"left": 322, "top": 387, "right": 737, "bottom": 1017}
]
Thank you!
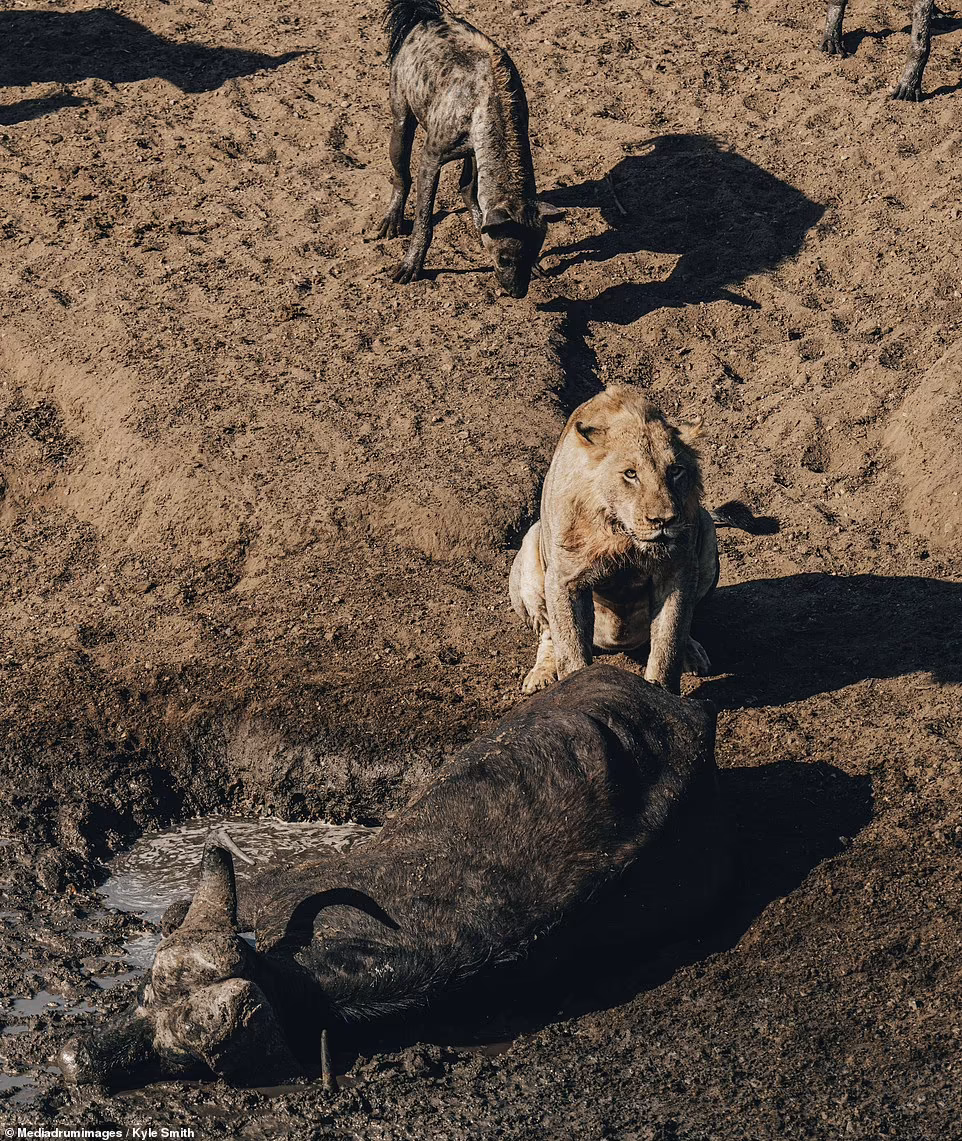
[
  {"left": 692, "top": 572, "right": 962, "bottom": 709},
  {"left": 0, "top": 91, "right": 90, "bottom": 126},
  {"left": 536, "top": 135, "right": 825, "bottom": 412},
  {"left": 0, "top": 9, "right": 299, "bottom": 112}
]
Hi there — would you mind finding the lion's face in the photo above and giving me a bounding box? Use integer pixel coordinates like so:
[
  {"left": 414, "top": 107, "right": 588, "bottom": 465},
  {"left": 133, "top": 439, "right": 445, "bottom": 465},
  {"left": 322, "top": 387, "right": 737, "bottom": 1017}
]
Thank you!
[{"left": 569, "top": 387, "right": 704, "bottom": 551}]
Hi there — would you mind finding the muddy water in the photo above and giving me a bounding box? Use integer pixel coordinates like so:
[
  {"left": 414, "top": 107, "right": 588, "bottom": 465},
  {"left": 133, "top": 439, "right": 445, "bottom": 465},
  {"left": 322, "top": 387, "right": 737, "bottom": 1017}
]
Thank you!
[
  {"left": 100, "top": 814, "right": 379, "bottom": 927},
  {"left": 0, "top": 818, "right": 380, "bottom": 1085}
]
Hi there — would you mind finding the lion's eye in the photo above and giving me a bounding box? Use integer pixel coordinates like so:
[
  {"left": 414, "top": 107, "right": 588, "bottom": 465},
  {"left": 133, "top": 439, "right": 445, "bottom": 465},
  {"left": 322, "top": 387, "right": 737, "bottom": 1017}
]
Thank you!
[
  {"left": 668, "top": 464, "right": 687, "bottom": 485},
  {"left": 623, "top": 469, "right": 638, "bottom": 481}
]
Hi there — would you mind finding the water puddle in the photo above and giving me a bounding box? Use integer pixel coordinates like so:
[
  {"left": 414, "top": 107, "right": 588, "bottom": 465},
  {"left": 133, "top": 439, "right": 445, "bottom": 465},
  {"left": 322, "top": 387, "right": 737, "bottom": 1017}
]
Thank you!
[
  {"left": 91, "top": 814, "right": 379, "bottom": 976},
  {"left": 0, "top": 1072, "right": 40, "bottom": 1101},
  {"left": 10, "top": 991, "right": 95, "bottom": 1017},
  {"left": 2, "top": 818, "right": 383, "bottom": 1106},
  {"left": 2, "top": 991, "right": 96, "bottom": 1039},
  {"left": 100, "top": 814, "right": 379, "bottom": 926},
  {"left": 92, "top": 969, "right": 144, "bottom": 991}
]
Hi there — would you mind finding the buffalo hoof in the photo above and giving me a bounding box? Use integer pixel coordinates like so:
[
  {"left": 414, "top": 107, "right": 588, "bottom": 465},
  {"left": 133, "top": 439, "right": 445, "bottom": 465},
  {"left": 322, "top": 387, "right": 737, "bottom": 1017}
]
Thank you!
[{"left": 57, "top": 1037, "right": 101, "bottom": 1087}]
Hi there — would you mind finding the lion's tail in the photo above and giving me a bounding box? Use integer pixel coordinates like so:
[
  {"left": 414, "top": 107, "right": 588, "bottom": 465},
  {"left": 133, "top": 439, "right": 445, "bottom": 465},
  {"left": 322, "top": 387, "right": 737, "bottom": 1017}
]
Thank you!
[{"left": 708, "top": 501, "right": 779, "bottom": 536}]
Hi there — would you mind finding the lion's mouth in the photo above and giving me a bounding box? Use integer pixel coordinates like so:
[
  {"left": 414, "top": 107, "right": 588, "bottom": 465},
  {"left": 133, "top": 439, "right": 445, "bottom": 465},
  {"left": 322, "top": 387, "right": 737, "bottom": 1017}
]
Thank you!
[
  {"left": 608, "top": 516, "right": 684, "bottom": 545},
  {"left": 640, "top": 527, "right": 684, "bottom": 543}
]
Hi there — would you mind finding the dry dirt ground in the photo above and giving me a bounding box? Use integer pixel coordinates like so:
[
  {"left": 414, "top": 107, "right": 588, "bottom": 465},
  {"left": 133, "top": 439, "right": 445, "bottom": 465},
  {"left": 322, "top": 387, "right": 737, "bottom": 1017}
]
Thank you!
[{"left": 0, "top": 0, "right": 961, "bottom": 1136}]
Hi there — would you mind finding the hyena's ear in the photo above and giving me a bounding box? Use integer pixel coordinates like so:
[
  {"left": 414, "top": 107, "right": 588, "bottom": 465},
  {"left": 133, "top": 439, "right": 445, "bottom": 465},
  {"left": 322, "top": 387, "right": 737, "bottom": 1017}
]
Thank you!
[
  {"left": 575, "top": 421, "right": 604, "bottom": 445},
  {"left": 674, "top": 415, "right": 704, "bottom": 445},
  {"left": 537, "top": 202, "right": 565, "bottom": 223},
  {"left": 480, "top": 201, "right": 515, "bottom": 233}
]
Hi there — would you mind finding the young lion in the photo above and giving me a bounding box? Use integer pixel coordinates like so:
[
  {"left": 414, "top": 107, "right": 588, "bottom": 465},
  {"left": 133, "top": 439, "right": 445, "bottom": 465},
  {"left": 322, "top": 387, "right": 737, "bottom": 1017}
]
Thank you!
[{"left": 510, "top": 386, "right": 719, "bottom": 695}]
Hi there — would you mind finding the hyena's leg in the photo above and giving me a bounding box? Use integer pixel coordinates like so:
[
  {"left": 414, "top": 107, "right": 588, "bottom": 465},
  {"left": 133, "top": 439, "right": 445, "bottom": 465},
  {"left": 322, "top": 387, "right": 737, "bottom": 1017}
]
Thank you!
[
  {"left": 892, "top": 0, "right": 935, "bottom": 100},
  {"left": 459, "top": 156, "right": 483, "bottom": 234},
  {"left": 377, "top": 95, "right": 417, "bottom": 240},
  {"left": 393, "top": 143, "right": 445, "bottom": 284},
  {"left": 820, "top": 0, "right": 848, "bottom": 55}
]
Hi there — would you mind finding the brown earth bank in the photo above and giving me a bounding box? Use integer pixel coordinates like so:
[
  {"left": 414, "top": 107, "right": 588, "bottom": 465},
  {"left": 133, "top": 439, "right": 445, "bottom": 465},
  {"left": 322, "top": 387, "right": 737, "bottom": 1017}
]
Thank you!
[{"left": 0, "top": 0, "right": 961, "bottom": 1135}]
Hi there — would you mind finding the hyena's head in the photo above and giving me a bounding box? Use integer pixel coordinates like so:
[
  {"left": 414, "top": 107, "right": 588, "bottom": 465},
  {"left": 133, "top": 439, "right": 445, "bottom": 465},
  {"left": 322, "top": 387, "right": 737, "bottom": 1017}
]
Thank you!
[
  {"left": 480, "top": 199, "right": 564, "bottom": 298},
  {"left": 58, "top": 847, "right": 301, "bottom": 1091}
]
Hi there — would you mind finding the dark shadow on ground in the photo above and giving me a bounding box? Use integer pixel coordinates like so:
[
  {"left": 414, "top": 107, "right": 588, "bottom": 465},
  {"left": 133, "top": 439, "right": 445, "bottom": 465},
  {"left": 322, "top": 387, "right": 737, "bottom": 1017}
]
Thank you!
[
  {"left": 844, "top": 7, "right": 962, "bottom": 53},
  {"left": 841, "top": 27, "right": 897, "bottom": 53},
  {"left": 328, "top": 759, "right": 871, "bottom": 1075},
  {"left": 0, "top": 92, "right": 89, "bottom": 126},
  {"left": 537, "top": 135, "right": 825, "bottom": 412},
  {"left": 0, "top": 9, "right": 299, "bottom": 98},
  {"left": 692, "top": 572, "right": 962, "bottom": 709}
]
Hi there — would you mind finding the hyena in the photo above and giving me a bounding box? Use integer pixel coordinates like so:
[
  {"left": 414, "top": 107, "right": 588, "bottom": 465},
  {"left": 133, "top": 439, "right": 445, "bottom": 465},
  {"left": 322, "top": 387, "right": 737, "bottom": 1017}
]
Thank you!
[
  {"left": 377, "top": 0, "right": 562, "bottom": 297},
  {"left": 821, "top": 0, "right": 943, "bottom": 101}
]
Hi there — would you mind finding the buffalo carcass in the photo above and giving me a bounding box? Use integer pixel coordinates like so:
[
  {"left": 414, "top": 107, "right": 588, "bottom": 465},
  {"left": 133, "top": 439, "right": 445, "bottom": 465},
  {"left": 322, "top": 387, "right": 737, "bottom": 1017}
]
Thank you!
[{"left": 59, "top": 664, "right": 730, "bottom": 1090}]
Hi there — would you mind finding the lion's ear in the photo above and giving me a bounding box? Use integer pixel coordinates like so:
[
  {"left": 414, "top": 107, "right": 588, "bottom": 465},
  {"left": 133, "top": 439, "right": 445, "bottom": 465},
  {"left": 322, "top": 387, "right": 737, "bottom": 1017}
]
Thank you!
[
  {"left": 575, "top": 421, "right": 603, "bottom": 446},
  {"left": 675, "top": 415, "right": 704, "bottom": 445}
]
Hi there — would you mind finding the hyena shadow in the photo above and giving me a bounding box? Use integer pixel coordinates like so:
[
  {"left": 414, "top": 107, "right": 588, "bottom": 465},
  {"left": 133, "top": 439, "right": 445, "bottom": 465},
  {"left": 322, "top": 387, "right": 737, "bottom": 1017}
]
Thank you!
[
  {"left": 0, "top": 8, "right": 299, "bottom": 121},
  {"left": 538, "top": 135, "right": 824, "bottom": 410}
]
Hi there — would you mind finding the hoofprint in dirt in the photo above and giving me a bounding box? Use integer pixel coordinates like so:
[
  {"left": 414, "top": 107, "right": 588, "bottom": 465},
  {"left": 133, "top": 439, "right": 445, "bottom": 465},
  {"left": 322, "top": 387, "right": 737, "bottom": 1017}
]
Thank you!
[{"left": 0, "top": 0, "right": 960, "bottom": 1137}]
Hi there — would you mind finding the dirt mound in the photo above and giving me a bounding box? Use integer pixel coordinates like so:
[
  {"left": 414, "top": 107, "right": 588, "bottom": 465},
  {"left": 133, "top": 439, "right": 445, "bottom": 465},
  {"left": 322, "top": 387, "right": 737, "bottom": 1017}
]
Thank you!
[{"left": 885, "top": 340, "right": 962, "bottom": 544}]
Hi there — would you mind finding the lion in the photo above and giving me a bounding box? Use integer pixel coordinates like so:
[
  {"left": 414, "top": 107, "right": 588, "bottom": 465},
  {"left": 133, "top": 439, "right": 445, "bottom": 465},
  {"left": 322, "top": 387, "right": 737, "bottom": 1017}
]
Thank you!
[{"left": 509, "top": 386, "right": 720, "bottom": 695}]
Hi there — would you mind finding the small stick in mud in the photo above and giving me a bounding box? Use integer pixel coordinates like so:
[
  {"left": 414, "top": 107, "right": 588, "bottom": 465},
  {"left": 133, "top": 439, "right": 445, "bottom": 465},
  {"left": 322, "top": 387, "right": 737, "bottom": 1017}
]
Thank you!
[
  {"left": 606, "top": 173, "right": 628, "bottom": 218},
  {"left": 57, "top": 664, "right": 729, "bottom": 1093},
  {"left": 320, "top": 1028, "right": 336, "bottom": 1093},
  {"left": 376, "top": 0, "right": 563, "bottom": 297},
  {"left": 820, "top": 0, "right": 941, "bottom": 101}
]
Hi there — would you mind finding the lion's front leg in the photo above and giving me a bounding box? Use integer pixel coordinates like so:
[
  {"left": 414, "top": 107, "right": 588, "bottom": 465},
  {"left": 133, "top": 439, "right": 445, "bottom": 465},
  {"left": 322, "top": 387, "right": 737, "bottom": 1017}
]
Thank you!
[
  {"left": 645, "top": 573, "right": 697, "bottom": 694},
  {"left": 521, "top": 628, "right": 558, "bottom": 694},
  {"left": 545, "top": 567, "right": 594, "bottom": 683}
]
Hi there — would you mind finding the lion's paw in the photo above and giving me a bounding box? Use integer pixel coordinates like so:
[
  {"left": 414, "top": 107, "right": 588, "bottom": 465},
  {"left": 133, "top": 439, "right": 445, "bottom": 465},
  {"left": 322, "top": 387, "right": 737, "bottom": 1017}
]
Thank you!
[
  {"left": 685, "top": 638, "right": 712, "bottom": 677},
  {"left": 521, "top": 666, "right": 556, "bottom": 695}
]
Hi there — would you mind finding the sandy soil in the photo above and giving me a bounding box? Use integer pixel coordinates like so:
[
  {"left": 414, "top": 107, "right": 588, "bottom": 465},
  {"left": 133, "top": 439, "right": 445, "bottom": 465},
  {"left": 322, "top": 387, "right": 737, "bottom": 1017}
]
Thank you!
[{"left": 0, "top": 0, "right": 961, "bottom": 1136}]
